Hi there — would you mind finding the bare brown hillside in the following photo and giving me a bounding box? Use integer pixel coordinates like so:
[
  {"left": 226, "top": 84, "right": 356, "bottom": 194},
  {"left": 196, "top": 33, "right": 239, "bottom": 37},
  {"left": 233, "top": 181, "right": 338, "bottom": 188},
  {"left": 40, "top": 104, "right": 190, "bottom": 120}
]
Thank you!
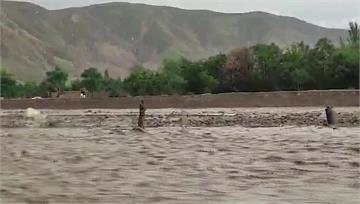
[{"left": 0, "top": 1, "right": 346, "bottom": 81}]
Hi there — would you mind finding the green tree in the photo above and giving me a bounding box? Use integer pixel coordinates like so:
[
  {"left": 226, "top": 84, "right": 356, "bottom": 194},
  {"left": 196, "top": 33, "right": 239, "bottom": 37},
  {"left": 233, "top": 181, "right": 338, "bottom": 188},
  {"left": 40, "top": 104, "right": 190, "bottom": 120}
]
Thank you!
[
  {"left": 180, "top": 60, "right": 218, "bottom": 94},
  {"left": 330, "top": 46, "right": 359, "bottom": 89},
  {"left": 0, "top": 70, "right": 22, "bottom": 98},
  {"left": 348, "top": 21, "right": 359, "bottom": 46},
  {"left": 39, "top": 66, "right": 68, "bottom": 95},
  {"left": 307, "top": 38, "right": 335, "bottom": 89},
  {"left": 291, "top": 69, "right": 310, "bottom": 90},
  {"left": 158, "top": 58, "right": 188, "bottom": 94},
  {"left": 81, "top": 67, "right": 104, "bottom": 94},
  {"left": 104, "top": 77, "right": 123, "bottom": 97},
  {"left": 344, "top": 22, "right": 359, "bottom": 88},
  {"left": 324, "top": 22, "right": 360, "bottom": 89},
  {"left": 202, "top": 54, "right": 227, "bottom": 93},
  {"left": 22, "top": 81, "right": 39, "bottom": 98},
  {"left": 70, "top": 79, "right": 82, "bottom": 91},
  {"left": 102, "top": 69, "right": 124, "bottom": 97},
  {"left": 123, "top": 66, "right": 156, "bottom": 96},
  {"left": 46, "top": 66, "right": 68, "bottom": 91},
  {"left": 280, "top": 42, "right": 311, "bottom": 90},
  {"left": 253, "top": 43, "right": 282, "bottom": 91}
]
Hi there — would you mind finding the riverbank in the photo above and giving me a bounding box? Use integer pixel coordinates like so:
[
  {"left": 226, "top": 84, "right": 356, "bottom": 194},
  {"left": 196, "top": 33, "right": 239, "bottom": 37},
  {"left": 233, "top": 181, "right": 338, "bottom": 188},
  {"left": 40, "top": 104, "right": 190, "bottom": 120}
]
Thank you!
[
  {"left": 1, "top": 90, "right": 359, "bottom": 109},
  {"left": 1, "top": 107, "right": 359, "bottom": 128}
]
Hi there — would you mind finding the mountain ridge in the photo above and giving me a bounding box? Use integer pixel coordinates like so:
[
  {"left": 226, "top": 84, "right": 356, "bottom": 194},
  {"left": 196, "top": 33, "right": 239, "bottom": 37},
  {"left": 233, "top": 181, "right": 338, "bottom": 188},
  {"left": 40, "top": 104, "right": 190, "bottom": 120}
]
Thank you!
[{"left": 1, "top": 1, "right": 347, "bottom": 81}]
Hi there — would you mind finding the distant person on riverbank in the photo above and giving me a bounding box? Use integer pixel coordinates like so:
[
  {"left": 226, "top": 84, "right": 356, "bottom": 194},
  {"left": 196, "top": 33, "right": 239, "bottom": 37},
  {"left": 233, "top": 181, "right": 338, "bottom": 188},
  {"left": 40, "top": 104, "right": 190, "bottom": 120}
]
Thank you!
[
  {"left": 138, "top": 100, "right": 146, "bottom": 129},
  {"left": 80, "top": 88, "right": 87, "bottom": 98}
]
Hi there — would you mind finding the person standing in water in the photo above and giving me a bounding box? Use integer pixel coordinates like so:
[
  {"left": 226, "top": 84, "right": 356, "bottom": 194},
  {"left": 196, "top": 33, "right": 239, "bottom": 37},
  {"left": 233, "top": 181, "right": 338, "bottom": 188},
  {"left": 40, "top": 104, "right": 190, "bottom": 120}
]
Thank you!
[
  {"left": 138, "top": 100, "right": 146, "bottom": 129},
  {"left": 325, "top": 106, "right": 337, "bottom": 128}
]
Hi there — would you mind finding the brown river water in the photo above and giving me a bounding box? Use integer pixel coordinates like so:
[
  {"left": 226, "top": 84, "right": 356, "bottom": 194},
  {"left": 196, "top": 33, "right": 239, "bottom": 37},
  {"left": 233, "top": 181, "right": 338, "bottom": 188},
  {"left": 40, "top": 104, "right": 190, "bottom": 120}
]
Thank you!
[{"left": 1, "top": 108, "right": 359, "bottom": 203}]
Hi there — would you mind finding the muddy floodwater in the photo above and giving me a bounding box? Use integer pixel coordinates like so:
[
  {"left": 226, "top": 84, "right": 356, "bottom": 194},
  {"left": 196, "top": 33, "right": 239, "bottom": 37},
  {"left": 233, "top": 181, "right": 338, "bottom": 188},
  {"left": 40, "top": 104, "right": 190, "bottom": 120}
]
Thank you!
[{"left": 1, "top": 108, "right": 360, "bottom": 203}]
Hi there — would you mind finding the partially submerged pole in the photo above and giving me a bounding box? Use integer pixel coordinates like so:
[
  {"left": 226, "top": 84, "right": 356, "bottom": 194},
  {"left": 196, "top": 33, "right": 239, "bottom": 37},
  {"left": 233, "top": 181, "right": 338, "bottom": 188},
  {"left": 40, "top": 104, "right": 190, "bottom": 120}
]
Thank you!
[
  {"left": 181, "top": 110, "right": 188, "bottom": 128},
  {"left": 138, "top": 100, "right": 146, "bottom": 129}
]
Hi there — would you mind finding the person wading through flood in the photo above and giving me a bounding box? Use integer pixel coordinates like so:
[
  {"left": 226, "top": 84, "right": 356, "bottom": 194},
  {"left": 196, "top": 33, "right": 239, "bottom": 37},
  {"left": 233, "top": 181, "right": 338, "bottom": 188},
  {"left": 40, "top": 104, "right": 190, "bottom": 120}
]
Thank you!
[
  {"left": 325, "top": 105, "right": 337, "bottom": 129},
  {"left": 138, "top": 100, "right": 146, "bottom": 129}
]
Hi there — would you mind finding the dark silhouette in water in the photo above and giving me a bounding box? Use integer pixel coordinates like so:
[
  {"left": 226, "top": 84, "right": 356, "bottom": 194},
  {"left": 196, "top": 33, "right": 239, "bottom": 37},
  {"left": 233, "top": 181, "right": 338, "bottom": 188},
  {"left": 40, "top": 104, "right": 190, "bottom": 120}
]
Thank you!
[
  {"left": 138, "top": 100, "right": 146, "bottom": 129},
  {"left": 325, "top": 106, "right": 337, "bottom": 128}
]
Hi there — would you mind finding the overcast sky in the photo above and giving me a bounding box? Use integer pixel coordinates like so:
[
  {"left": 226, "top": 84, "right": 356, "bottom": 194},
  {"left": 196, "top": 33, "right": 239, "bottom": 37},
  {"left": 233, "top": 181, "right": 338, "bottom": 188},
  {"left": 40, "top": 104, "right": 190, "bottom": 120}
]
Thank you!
[{"left": 5, "top": 0, "right": 360, "bottom": 29}]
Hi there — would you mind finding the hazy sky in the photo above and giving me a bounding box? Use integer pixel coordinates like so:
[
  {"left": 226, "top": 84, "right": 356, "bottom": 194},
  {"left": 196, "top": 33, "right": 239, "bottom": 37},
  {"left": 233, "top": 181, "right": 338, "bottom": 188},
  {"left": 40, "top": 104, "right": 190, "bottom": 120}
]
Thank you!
[{"left": 5, "top": 0, "right": 360, "bottom": 29}]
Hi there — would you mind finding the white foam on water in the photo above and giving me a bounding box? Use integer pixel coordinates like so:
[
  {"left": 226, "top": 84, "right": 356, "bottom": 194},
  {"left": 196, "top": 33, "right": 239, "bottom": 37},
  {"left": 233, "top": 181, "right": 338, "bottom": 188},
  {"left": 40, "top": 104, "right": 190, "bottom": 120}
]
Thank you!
[{"left": 24, "top": 108, "right": 48, "bottom": 127}]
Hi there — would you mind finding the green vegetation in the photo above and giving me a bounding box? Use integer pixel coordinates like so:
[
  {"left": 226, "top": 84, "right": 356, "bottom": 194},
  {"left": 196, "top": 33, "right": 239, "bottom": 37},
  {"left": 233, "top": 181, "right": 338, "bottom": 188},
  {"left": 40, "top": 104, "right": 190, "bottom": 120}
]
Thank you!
[
  {"left": 80, "top": 68, "right": 104, "bottom": 94},
  {"left": 0, "top": 70, "right": 23, "bottom": 98},
  {"left": 38, "top": 66, "right": 69, "bottom": 95},
  {"left": 1, "top": 22, "right": 359, "bottom": 98}
]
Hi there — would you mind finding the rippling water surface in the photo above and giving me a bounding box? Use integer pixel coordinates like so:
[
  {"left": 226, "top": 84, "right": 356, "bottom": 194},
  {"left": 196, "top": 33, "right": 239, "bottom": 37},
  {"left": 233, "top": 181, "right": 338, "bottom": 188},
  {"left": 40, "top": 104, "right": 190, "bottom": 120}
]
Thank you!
[{"left": 1, "top": 109, "right": 359, "bottom": 203}]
